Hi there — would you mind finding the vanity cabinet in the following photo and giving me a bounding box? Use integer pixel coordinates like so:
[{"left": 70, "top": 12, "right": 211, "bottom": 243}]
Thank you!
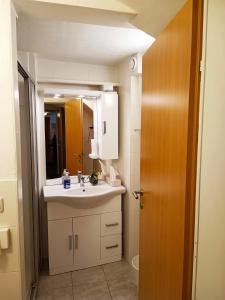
[
  {"left": 47, "top": 194, "right": 122, "bottom": 275},
  {"left": 48, "top": 215, "right": 101, "bottom": 272},
  {"left": 97, "top": 92, "right": 118, "bottom": 160}
]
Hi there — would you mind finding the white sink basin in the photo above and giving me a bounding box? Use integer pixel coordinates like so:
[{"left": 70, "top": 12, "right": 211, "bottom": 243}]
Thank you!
[
  {"left": 43, "top": 181, "right": 126, "bottom": 208},
  {"left": 65, "top": 186, "right": 106, "bottom": 197}
]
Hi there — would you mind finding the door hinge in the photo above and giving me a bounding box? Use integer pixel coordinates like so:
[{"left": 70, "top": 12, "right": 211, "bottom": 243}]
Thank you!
[
  {"left": 200, "top": 60, "right": 205, "bottom": 72},
  {"left": 193, "top": 240, "right": 198, "bottom": 264}
]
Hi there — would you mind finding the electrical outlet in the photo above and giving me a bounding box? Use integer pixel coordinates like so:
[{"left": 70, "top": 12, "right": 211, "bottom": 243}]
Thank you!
[{"left": 0, "top": 197, "right": 4, "bottom": 213}]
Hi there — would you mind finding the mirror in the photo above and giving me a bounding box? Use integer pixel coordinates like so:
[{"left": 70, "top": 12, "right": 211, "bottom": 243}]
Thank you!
[{"left": 44, "top": 97, "right": 99, "bottom": 179}]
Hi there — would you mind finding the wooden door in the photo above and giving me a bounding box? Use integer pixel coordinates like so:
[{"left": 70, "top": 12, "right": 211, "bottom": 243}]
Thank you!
[
  {"left": 65, "top": 99, "right": 83, "bottom": 175},
  {"left": 140, "top": 0, "right": 203, "bottom": 299},
  {"left": 48, "top": 219, "right": 73, "bottom": 272}
]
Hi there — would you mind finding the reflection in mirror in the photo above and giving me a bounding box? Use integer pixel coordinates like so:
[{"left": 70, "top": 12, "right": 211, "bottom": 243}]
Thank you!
[{"left": 44, "top": 97, "right": 98, "bottom": 179}]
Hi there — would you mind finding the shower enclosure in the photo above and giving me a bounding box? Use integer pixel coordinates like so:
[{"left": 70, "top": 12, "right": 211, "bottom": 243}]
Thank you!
[{"left": 17, "top": 63, "right": 39, "bottom": 299}]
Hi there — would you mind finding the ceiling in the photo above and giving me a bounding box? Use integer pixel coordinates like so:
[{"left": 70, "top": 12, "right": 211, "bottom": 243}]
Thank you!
[
  {"left": 15, "top": 0, "right": 186, "bottom": 65},
  {"left": 17, "top": 17, "right": 154, "bottom": 65},
  {"left": 14, "top": 0, "right": 186, "bottom": 37},
  {"left": 13, "top": 0, "right": 135, "bottom": 29},
  {"left": 119, "top": 0, "right": 186, "bottom": 37}
]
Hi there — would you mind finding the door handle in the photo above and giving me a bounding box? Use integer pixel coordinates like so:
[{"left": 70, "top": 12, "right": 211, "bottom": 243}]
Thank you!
[
  {"left": 68, "top": 235, "right": 73, "bottom": 250},
  {"left": 74, "top": 234, "right": 78, "bottom": 249},
  {"left": 103, "top": 121, "right": 107, "bottom": 134},
  {"left": 132, "top": 190, "right": 144, "bottom": 209},
  {"left": 132, "top": 190, "right": 144, "bottom": 199}
]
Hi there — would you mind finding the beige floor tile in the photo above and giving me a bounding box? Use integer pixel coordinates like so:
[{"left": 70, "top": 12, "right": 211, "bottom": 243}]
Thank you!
[
  {"left": 37, "top": 286, "right": 73, "bottom": 300},
  {"left": 103, "top": 261, "right": 136, "bottom": 283},
  {"left": 38, "top": 272, "right": 72, "bottom": 291},
  {"left": 72, "top": 266, "right": 105, "bottom": 286},
  {"left": 108, "top": 280, "right": 138, "bottom": 300},
  {"left": 37, "top": 261, "right": 137, "bottom": 299},
  {"left": 73, "top": 280, "right": 111, "bottom": 300}
]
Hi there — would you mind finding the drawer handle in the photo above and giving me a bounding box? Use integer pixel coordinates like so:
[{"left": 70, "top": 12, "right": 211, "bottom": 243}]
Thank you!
[
  {"left": 103, "top": 121, "right": 107, "bottom": 134},
  {"left": 106, "top": 244, "right": 119, "bottom": 249},
  {"left": 68, "top": 235, "right": 73, "bottom": 250},
  {"left": 74, "top": 234, "right": 78, "bottom": 249},
  {"left": 105, "top": 222, "right": 119, "bottom": 227}
]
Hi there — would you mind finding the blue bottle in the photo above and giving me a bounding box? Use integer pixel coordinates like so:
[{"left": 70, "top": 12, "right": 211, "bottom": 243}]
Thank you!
[{"left": 63, "top": 172, "right": 71, "bottom": 189}]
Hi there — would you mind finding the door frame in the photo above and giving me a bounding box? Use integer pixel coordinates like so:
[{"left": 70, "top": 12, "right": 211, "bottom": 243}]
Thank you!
[
  {"left": 191, "top": 0, "right": 209, "bottom": 298},
  {"left": 182, "top": 0, "right": 204, "bottom": 299}
]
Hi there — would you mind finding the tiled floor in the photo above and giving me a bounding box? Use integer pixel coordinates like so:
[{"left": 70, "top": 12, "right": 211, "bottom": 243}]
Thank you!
[{"left": 37, "top": 260, "right": 138, "bottom": 300}]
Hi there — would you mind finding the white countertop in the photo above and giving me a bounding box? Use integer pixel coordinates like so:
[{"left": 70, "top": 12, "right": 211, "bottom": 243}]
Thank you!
[{"left": 43, "top": 180, "right": 126, "bottom": 203}]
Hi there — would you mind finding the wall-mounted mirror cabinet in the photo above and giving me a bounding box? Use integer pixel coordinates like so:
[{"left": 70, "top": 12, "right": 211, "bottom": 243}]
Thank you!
[{"left": 44, "top": 92, "right": 118, "bottom": 179}]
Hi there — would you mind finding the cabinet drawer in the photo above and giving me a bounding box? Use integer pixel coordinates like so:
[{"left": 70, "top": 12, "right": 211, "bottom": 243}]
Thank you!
[
  {"left": 101, "top": 235, "right": 121, "bottom": 259},
  {"left": 101, "top": 212, "right": 121, "bottom": 236}
]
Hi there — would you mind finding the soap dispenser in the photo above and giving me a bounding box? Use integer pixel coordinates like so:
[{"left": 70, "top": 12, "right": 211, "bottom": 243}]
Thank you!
[
  {"left": 63, "top": 171, "right": 71, "bottom": 189},
  {"left": 62, "top": 169, "right": 67, "bottom": 184}
]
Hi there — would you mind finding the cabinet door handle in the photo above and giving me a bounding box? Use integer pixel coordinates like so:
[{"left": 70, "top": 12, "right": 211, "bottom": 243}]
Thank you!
[
  {"left": 105, "top": 222, "right": 119, "bottom": 227},
  {"left": 74, "top": 234, "right": 78, "bottom": 249},
  {"left": 106, "top": 244, "right": 119, "bottom": 249},
  {"left": 68, "top": 235, "right": 73, "bottom": 250},
  {"left": 103, "top": 121, "right": 107, "bottom": 134}
]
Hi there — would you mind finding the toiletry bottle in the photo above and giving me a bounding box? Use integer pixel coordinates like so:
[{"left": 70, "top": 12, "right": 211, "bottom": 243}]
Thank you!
[
  {"left": 64, "top": 172, "right": 71, "bottom": 189},
  {"left": 62, "top": 169, "right": 67, "bottom": 184}
]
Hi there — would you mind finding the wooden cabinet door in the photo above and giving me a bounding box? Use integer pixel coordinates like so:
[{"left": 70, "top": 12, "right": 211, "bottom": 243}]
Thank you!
[
  {"left": 73, "top": 215, "right": 101, "bottom": 269},
  {"left": 48, "top": 219, "right": 73, "bottom": 269}
]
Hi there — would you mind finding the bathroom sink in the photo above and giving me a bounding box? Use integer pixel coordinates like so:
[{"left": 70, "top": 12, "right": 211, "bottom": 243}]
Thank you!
[
  {"left": 65, "top": 186, "right": 106, "bottom": 196},
  {"left": 43, "top": 181, "right": 126, "bottom": 208}
]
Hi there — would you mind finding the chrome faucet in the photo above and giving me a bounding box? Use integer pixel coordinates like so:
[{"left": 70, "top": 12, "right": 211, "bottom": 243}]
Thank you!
[
  {"left": 80, "top": 176, "right": 85, "bottom": 187},
  {"left": 77, "top": 171, "right": 82, "bottom": 183}
]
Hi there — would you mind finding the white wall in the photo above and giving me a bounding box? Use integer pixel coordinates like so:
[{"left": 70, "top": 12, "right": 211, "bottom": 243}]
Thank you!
[
  {"left": 17, "top": 51, "right": 36, "bottom": 82},
  {"left": 33, "top": 54, "right": 141, "bottom": 263},
  {"left": 0, "top": 2, "right": 22, "bottom": 299},
  {"left": 36, "top": 57, "right": 118, "bottom": 84},
  {"left": 194, "top": 1, "right": 225, "bottom": 299},
  {"left": 113, "top": 57, "right": 141, "bottom": 263}
]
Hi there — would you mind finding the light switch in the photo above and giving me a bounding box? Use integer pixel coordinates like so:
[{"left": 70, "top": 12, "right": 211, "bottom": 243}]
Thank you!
[{"left": 0, "top": 197, "right": 4, "bottom": 213}]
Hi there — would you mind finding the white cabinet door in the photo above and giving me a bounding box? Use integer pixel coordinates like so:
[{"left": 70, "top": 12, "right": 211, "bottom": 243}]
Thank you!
[
  {"left": 97, "top": 92, "right": 118, "bottom": 159},
  {"left": 73, "top": 215, "right": 101, "bottom": 269},
  {"left": 48, "top": 218, "right": 73, "bottom": 270}
]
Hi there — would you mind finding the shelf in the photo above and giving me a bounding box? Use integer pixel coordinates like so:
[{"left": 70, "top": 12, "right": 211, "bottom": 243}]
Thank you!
[{"left": 89, "top": 154, "right": 99, "bottom": 159}]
